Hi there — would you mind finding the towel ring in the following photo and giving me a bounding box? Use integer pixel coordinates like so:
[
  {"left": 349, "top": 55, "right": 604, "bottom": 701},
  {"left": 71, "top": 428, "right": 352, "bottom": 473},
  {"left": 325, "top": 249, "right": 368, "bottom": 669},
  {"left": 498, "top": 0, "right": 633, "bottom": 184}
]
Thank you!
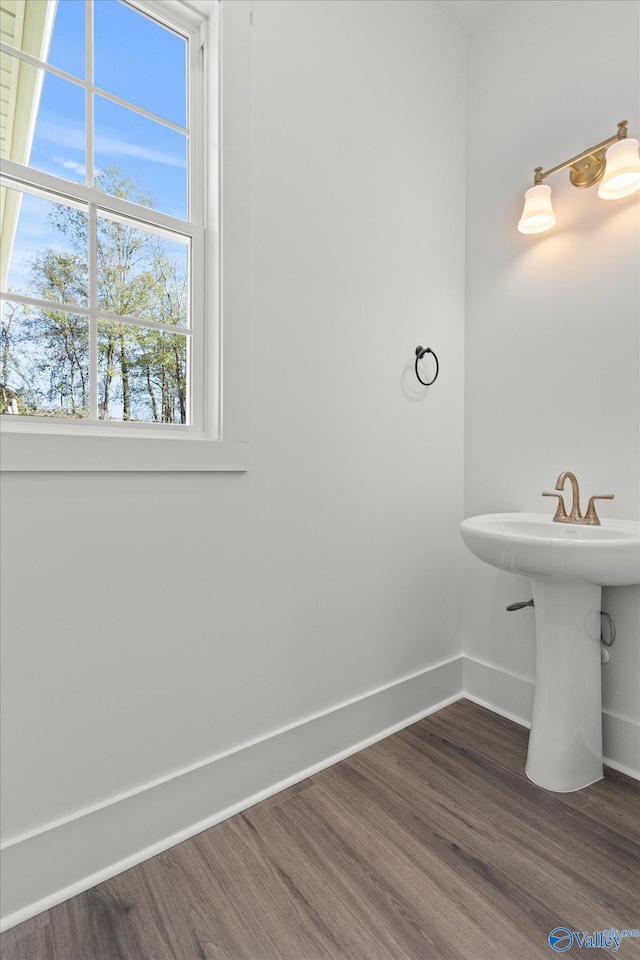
[{"left": 415, "top": 346, "right": 439, "bottom": 386}]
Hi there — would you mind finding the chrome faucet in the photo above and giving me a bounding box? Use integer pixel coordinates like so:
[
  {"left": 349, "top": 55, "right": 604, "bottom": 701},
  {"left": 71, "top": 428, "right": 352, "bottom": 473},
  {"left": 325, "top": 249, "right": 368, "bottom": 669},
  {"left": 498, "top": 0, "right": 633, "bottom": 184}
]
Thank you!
[{"left": 542, "top": 471, "right": 614, "bottom": 525}]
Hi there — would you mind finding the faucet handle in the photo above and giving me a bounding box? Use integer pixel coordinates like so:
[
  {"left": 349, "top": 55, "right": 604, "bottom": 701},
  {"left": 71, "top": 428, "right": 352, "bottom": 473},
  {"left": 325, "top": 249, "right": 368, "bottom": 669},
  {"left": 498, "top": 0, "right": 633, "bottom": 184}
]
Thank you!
[
  {"left": 584, "top": 494, "right": 614, "bottom": 525},
  {"left": 542, "top": 491, "right": 568, "bottom": 522}
]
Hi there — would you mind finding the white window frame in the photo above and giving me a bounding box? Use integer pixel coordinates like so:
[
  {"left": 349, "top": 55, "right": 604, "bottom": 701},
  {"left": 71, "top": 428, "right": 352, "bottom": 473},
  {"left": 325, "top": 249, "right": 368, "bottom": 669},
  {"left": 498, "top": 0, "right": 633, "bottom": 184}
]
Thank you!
[{"left": 0, "top": 0, "right": 250, "bottom": 471}]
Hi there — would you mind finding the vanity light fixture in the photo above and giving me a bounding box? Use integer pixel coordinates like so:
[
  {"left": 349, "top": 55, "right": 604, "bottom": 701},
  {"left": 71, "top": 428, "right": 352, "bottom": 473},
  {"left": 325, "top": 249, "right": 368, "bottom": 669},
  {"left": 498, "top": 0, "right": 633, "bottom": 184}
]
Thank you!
[{"left": 518, "top": 120, "right": 640, "bottom": 234}]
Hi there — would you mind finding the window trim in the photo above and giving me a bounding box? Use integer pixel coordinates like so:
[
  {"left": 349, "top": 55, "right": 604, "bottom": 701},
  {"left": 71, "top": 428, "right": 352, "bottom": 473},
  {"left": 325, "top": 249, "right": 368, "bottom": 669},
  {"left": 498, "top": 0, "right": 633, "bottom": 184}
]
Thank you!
[{"left": 0, "top": 0, "right": 249, "bottom": 472}]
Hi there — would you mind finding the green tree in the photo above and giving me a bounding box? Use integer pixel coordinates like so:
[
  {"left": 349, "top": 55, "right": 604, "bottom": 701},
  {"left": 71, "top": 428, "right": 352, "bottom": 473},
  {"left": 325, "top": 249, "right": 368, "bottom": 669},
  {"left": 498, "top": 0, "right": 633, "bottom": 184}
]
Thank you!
[
  {"left": 1, "top": 300, "right": 38, "bottom": 415},
  {"left": 30, "top": 250, "right": 89, "bottom": 416},
  {"left": 4, "top": 165, "right": 188, "bottom": 422}
]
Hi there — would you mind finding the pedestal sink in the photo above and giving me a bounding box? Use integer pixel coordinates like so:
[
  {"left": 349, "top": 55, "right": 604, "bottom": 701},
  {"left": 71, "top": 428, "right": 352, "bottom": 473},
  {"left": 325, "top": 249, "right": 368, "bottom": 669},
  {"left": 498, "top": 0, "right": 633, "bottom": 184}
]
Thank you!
[{"left": 460, "top": 513, "right": 640, "bottom": 792}]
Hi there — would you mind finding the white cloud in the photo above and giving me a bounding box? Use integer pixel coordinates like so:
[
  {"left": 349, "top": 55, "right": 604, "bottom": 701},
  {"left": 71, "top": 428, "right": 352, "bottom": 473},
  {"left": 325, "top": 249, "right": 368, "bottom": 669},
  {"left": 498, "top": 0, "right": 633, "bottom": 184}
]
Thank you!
[
  {"left": 94, "top": 132, "right": 186, "bottom": 169},
  {"left": 53, "top": 156, "right": 86, "bottom": 177},
  {"left": 37, "top": 117, "right": 185, "bottom": 169},
  {"left": 36, "top": 118, "right": 84, "bottom": 152}
]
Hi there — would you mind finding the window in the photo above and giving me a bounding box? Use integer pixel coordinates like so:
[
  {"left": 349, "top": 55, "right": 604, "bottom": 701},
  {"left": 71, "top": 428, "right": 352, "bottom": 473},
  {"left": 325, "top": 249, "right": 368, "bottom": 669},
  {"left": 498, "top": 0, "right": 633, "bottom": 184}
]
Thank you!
[{"left": 0, "top": 0, "right": 248, "bottom": 470}]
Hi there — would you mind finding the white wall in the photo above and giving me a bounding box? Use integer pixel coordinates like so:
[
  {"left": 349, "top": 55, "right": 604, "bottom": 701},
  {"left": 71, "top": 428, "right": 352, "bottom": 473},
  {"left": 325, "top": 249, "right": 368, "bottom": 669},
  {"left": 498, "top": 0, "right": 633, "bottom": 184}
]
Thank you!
[
  {"left": 463, "top": 0, "right": 640, "bottom": 774},
  {"left": 0, "top": 0, "right": 467, "bottom": 925}
]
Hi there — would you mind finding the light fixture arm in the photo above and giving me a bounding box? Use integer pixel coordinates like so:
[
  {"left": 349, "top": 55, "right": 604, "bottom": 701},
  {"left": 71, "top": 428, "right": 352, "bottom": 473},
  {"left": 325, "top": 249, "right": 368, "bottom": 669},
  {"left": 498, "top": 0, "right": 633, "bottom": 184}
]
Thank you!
[
  {"left": 518, "top": 120, "right": 640, "bottom": 234},
  {"left": 532, "top": 121, "right": 628, "bottom": 187}
]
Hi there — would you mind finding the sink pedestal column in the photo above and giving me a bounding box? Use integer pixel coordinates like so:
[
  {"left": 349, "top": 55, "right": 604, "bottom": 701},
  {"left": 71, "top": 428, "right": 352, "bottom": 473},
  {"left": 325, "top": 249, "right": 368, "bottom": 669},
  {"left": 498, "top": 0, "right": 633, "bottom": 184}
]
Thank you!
[{"left": 526, "top": 579, "right": 603, "bottom": 792}]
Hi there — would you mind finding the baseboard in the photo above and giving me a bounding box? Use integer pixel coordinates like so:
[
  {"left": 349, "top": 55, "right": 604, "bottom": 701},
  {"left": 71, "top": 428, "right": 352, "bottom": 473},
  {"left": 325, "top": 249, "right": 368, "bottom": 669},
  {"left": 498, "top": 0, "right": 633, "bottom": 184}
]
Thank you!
[
  {"left": 462, "top": 656, "right": 534, "bottom": 728},
  {"left": 4, "top": 651, "right": 634, "bottom": 932},
  {"left": 0, "top": 656, "right": 463, "bottom": 932},
  {"left": 462, "top": 655, "right": 640, "bottom": 781},
  {"left": 602, "top": 710, "right": 640, "bottom": 781}
]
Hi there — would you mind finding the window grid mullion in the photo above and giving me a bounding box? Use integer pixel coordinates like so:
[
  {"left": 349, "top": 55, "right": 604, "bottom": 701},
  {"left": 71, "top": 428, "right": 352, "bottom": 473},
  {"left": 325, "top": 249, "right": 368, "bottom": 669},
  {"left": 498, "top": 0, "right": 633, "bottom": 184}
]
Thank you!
[
  {"left": 0, "top": 291, "right": 192, "bottom": 337},
  {"left": 87, "top": 4, "right": 96, "bottom": 419},
  {"left": 0, "top": 42, "right": 188, "bottom": 137},
  {"left": 1, "top": 162, "right": 196, "bottom": 236},
  {"left": 1, "top": 0, "right": 202, "bottom": 431},
  {"left": 86, "top": 0, "right": 94, "bottom": 188},
  {"left": 89, "top": 203, "right": 98, "bottom": 421}
]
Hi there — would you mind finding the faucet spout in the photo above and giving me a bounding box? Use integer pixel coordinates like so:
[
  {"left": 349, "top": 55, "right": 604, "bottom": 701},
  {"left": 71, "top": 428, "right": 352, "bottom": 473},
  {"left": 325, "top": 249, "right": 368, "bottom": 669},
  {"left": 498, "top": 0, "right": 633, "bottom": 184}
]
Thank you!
[
  {"left": 555, "top": 471, "right": 582, "bottom": 521},
  {"left": 543, "top": 471, "right": 614, "bottom": 525}
]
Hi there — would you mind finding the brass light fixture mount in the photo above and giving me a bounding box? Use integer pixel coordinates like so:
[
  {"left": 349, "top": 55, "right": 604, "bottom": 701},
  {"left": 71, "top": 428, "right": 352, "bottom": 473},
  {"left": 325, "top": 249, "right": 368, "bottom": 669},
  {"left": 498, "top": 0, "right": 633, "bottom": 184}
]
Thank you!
[
  {"left": 532, "top": 120, "right": 628, "bottom": 189},
  {"left": 519, "top": 119, "right": 640, "bottom": 233}
]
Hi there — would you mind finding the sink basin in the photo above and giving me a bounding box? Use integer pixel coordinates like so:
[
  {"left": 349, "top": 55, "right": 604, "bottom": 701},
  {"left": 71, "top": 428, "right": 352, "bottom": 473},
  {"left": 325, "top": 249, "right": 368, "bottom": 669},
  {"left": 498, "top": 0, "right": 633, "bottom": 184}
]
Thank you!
[
  {"left": 460, "top": 512, "right": 640, "bottom": 586},
  {"left": 460, "top": 511, "right": 640, "bottom": 792}
]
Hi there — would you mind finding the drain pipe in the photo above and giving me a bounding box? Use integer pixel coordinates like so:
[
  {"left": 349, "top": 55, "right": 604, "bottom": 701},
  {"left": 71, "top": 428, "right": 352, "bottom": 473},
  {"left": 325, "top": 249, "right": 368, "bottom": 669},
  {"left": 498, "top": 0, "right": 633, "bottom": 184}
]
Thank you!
[
  {"left": 506, "top": 599, "right": 534, "bottom": 611},
  {"left": 599, "top": 611, "right": 616, "bottom": 661},
  {"left": 506, "top": 599, "right": 616, "bottom": 661}
]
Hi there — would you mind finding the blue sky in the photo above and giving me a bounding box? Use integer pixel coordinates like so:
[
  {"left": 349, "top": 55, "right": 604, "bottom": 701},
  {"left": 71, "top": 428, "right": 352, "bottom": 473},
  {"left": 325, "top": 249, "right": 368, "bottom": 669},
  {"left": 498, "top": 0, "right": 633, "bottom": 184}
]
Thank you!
[
  {"left": 40, "top": 0, "right": 187, "bottom": 215},
  {"left": 6, "top": 0, "right": 188, "bottom": 296},
  {"left": 3, "top": 2, "right": 190, "bottom": 419}
]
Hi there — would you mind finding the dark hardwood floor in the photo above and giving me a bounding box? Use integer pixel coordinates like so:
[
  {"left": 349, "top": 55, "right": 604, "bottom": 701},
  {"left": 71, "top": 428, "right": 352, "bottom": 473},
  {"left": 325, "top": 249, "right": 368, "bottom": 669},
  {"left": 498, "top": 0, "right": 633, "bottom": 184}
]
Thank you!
[{"left": 2, "top": 699, "right": 639, "bottom": 960}]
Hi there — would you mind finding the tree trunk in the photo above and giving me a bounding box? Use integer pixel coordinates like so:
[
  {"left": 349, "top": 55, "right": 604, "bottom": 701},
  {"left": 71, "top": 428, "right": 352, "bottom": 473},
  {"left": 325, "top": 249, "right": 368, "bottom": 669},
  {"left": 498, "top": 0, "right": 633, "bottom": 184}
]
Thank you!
[
  {"left": 173, "top": 341, "right": 186, "bottom": 423},
  {"left": 161, "top": 369, "right": 171, "bottom": 422},
  {"left": 145, "top": 364, "right": 159, "bottom": 421},
  {"left": 119, "top": 332, "right": 130, "bottom": 420},
  {"left": 69, "top": 351, "right": 76, "bottom": 414},
  {"left": 101, "top": 339, "right": 115, "bottom": 418}
]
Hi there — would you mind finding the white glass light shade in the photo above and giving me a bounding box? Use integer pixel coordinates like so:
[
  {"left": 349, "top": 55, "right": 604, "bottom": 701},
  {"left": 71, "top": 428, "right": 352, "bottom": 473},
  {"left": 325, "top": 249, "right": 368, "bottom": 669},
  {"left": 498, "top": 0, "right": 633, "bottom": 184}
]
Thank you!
[
  {"left": 598, "top": 138, "right": 640, "bottom": 199},
  {"left": 518, "top": 184, "right": 556, "bottom": 234}
]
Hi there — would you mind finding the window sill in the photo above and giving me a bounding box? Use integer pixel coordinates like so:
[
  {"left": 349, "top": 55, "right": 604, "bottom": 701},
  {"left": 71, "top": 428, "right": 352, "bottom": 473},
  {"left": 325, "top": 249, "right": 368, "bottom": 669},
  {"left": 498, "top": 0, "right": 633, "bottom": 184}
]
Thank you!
[{"left": 0, "top": 430, "right": 249, "bottom": 472}]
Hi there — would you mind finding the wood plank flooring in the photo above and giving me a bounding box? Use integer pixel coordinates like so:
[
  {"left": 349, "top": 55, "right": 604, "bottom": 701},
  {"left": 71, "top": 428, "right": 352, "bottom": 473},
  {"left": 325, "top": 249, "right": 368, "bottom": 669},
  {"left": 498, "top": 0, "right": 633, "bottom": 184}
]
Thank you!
[{"left": 2, "top": 699, "right": 639, "bottom": 960}]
